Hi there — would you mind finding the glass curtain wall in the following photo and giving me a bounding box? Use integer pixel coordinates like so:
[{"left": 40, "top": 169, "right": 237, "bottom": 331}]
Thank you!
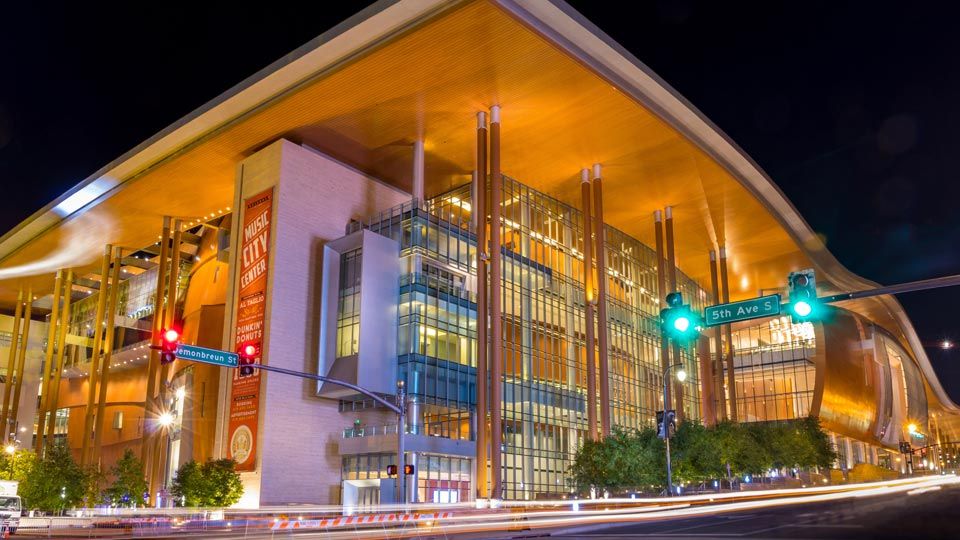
[
  {"left": 727, "top": 317, "right": 817, "bottom": 422},
  {"left": 352, "top": 176, "right": 709, "bottom": 499}
]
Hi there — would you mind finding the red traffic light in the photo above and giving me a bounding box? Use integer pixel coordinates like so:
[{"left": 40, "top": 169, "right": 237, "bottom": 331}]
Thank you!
[
  {"left": 387, "top": 465, "right": 398, "bottom": 476},
  {"left": 238, "top": 343, "right": 259, "bottom": 377},
  {"left": 163, "top": 328, "right": 180, "bottom": 344},
  {"left": 159, "top": 328, "right": 181, "bottom": 365}
]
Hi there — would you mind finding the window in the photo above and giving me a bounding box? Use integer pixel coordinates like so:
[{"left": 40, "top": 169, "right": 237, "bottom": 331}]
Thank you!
[{"left": 337, "top": 248, "right": 362, "bottom": 357}]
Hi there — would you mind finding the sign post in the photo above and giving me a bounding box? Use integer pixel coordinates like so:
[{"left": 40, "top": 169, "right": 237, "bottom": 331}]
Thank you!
[{"left": 704, "top": 294, "right": 781, "bottom": 327}]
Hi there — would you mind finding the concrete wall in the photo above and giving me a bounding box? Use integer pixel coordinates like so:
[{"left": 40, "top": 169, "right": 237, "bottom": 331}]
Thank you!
[{"left": 227, "top": 139, "right": 408, "bottom": 506}]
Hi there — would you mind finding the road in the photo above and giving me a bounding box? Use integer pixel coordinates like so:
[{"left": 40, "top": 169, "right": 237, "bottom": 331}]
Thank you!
[
  {"left": 15, "top": 477, "right": 960, "bottom": 539},
  {"left": 535, "top": 483, "right": 960, "bottom": 539}
]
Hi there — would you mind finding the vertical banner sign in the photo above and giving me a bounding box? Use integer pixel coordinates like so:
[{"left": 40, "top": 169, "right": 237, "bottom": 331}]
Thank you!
[{"left": 228, "top": 188, "right": 273, "bottom": 472}]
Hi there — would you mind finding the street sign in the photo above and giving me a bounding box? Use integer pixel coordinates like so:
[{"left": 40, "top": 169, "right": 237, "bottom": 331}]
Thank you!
[
  {"left": 704, "top": 294, "right": 781, "bottom": 327},
  {"left": 175, "top": 343, "right": 239, "bottom": 368}
]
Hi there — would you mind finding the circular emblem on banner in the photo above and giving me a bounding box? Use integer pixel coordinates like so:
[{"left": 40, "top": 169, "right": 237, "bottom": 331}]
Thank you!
[{"left": 230, "top": 425, "right": 253, "bottom": 465}]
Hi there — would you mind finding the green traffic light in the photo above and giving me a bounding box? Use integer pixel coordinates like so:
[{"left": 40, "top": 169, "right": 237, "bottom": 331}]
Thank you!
[
  {"left": 673, "top": 315, "right": 690, "bottom": 333},
  {"left": 792, "top": 300, "right": 812, "bottom": 317}
]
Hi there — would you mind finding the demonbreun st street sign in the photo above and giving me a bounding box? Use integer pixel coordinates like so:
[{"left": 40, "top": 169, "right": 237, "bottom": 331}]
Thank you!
[
  {"left": 175, "top": 343, "right": 239, "bottom": 368},
  {"left": 704, "top": 294, "right": 781, "bottom": 327}
]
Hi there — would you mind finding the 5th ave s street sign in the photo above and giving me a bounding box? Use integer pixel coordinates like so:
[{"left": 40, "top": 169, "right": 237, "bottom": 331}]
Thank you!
[
  {"left": 704, "top": 294, "right": 781, "bottom": 327},
  {"left": 175, "top": 343, "right": 239, "bottom": 368}
]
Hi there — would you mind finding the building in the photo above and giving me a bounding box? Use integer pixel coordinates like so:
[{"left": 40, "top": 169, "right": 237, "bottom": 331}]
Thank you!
[{"left": 0, "top": 0, "right": 957, "bottom": 506}]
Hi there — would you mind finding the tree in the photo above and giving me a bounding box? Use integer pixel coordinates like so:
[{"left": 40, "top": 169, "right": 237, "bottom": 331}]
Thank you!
[
  {"left": 171, "top": 459, "right": 243, "bottom": 507},
  {"left": 569, "top": 427, "right": 664, "bottom": 495},
  {"left": 672, "top": 421, "right": 723, "bottom": 484},
  {"left": 170, "top": 460, "right": 203, "bottom": 507},
  {"left": 201, "top": 459, "right": 244, "bottom": 507},
  {"left": 18, "top": 443, "right": 88, "bottom": 513},
  {"left": 0, "top": 449, "right": 37, "bottom": 483},
  {"left": 104, "top": 449, "right": 147, "bottom": 508},
  {"left": 713, "top": 420, "right": 771, "bottom": 479}
]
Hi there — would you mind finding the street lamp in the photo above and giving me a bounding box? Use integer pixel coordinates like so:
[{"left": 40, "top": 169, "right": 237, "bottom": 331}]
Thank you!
[
  {"left": 662, "top": 363, "right": 687, "bottom": 496},
  {"left": 157, "top": 412, "right": 175, "bottom": 428},
  {"left": 907, "top": 423, "right": 918, "bottom": 436}
]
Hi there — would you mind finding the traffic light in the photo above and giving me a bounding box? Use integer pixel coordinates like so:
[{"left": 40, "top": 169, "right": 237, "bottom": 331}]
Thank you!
[
  {"left": 787, "top": 269, "right": 818, "bottom": 322},
  {"left": 899, "top": 441, "right": 912, "bottom": 454},
  {"left": 387, "top": 464, "right": 398, "bottom": 476},
  {"left": 403, "top": 464, "right": 415, "bottom": 475},
  {"left": 160, "top": 328, "right": 180, "bottom": 365},
  {"left": 660, "top": 292, "right": 700, "bottom": 343},
  {"left": 238, "top": 343, "right": 258, "bottom": 377},
  {"left": 656, "top": 410, "right": 676, "bottom": 440}
]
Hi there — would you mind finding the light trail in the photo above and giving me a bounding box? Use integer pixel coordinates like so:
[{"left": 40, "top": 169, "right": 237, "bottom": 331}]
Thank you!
[
  {"left": 72, "top": 475, "right": 958, "bottom": 540},
  {"left": 278, "top": 475, "right": 960, "bottom": 539}
]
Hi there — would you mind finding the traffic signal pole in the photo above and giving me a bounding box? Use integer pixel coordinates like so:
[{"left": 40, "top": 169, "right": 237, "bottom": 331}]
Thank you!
[
  {"left": 819, "top": 274, "right": 960, "bottom": 304},
  {"left": 248, "top": 362, "right": 408, "bottom": 504}
]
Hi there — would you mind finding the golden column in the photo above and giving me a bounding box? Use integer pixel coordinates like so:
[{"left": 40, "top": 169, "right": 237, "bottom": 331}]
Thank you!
[
  {"left": 44, "top": 270, "right": 74, "bottom": 447},
  {"left": 35, "top": 270, "right": 64, "bottom": 454},
  {"left": 474, "top": 113, "right": 489, "bottom": 499},
  {"left": 9, "top": 287, "right": 32, "bottom": 441},
  {"left": 0, "top": 286, "right": 24, "bottom": 440},
  {"left": 81, "top": 246, "right": 113, "bottom": 465}
]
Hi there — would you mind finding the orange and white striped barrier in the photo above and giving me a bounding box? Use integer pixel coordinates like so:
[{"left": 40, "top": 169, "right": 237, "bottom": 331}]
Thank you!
[{"left": 270, "top": 512, "right": 453, "bottom": 530}]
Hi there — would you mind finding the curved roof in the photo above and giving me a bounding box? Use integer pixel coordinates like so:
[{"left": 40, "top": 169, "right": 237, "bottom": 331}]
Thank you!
[{"left": 0, "top": 0, "right": 955, "bottom": 411}]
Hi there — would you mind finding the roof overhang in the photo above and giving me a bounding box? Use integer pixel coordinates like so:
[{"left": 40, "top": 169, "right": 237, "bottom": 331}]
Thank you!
[{"left": 0, "top": 0, "right": 954, "bottom": 410}]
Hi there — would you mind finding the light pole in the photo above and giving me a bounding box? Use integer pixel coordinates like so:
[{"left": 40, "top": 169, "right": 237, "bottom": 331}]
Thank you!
[
  {"left": 662, "top": 362, "right": 687, "bottom": 496},
  {"left": 396, "top": 380, "right": 407, "bottom": 505}
]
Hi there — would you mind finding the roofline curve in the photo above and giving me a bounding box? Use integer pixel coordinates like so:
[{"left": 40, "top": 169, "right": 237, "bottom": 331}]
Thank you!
[{"left": 497, "top": 0, "right": 958, "bottom": 411}]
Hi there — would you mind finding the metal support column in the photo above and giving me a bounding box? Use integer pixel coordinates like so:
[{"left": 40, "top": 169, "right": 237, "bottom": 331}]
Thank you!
[
  {"left": 579, "top": 169, "right": 598, "bottom": 440},
  {"left": 488, "top": 105, "right": 503, "bottom": 499},
  {"left": 654, "top": 211, "right": 671, "bottom": 413},
  {"left": 708, "top": 251, "right": 727, "bottom": 421},
  {"left": 82, "top": 246, "right": 112, "bottom": 465},
  {"left": 664, "top": 207, "right": 684, "bottom": 422},
  {"left": 45, "top": 270, "right": 74, "bottom": 446},
  {"left": 474, "top": 111, "right": 489, "bottom": 499},
  {"left": 719, "top": 247, "right": 737, "bottom": 422},
  {"left": 93, "top": 247, "right": 123, "bottom": 466},
  {"left": 412, "top": 139, "right": 425, "bottom": 203},
  {"left": 697, "top": 336, "right": 715, "bottom": 426},
  {"left": 36, "top": 269, "right": 63, "bottom": 454},
  {"left": 1, "top": 287, "right": 23, "bottom": 440},
  {"left": 152, "top": 220, "right": 183, "bottom": 502},
  {"left": 591, "top": 164, "right": 611, "bottom": 437},
  {"left": 142, "top": 220, "right": 170, "bottom": 466},
  {"left": 9, "top": 287, "right": 32, "bottom": 441}
]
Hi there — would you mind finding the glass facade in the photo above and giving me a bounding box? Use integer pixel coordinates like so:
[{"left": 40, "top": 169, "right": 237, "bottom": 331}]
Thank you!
[
  {"left": 727, "top": 317, "right": 817, "bottom": 422},
  {"left": 342, "top": 175, "right": 710, "bottom": 500}
]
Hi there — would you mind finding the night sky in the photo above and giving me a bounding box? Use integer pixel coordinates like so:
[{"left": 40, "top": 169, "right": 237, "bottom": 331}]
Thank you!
[{"left": 2, "top": 2, "right": 958, "bottom": 399}]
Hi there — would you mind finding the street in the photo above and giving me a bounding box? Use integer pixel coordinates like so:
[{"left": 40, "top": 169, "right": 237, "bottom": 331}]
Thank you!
[{"left": 537, "top": 483, "right": 960, "bottom": 539}]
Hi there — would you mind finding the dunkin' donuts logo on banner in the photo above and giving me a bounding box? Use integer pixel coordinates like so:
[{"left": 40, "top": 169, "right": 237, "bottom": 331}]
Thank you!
[{"left": 228, "top": 188, "right": 273, "bottom": 472}]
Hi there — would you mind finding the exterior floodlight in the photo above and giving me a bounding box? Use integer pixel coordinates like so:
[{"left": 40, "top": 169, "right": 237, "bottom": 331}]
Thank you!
[
  {"left": 4, "top": 445, "right": 14, "bottom": 455},
  {"left": 157, "top": 412, "right": 175, "bottom": 427}
]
